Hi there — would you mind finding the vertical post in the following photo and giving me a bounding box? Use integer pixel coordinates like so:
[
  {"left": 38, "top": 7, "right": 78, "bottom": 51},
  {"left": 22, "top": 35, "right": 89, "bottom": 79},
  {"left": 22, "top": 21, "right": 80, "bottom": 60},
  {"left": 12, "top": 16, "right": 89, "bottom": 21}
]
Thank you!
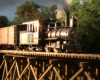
[
  {"left": 10, "top": 58, "right": 13, "bottom": 80},
  {"left": 58, "top": 63, "right": 62, "bottom": 80},
  {"left": 79, "top": 62, "right": 87, "bottom": 80},
  {"left": 96, "top": 66, "right": 100, "bottom": 80},
  {"left": 2, "top": 62, "right": 6, "bottom": 80},
  {"left": 35, "top": 61, "right": 39, "bottom": 78},
  {"left": 65, "top": 64, "right": 69, "bottom": 80},
  {"left": 21, "top": 59, "right": 23, "bottom": 80},
  {"left": 43, "top": 61, "right": 46, "bottom": 80},
  {"left": 49, "top": 60, "right": 55, "bottom": 80}
]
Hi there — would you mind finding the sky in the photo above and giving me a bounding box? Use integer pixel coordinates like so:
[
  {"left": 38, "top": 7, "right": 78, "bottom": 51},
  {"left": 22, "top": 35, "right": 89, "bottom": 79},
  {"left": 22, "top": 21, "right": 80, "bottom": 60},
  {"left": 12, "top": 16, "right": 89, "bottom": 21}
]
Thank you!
[{"left": 0, "top": 0, "right": 73, "bottom": 21}]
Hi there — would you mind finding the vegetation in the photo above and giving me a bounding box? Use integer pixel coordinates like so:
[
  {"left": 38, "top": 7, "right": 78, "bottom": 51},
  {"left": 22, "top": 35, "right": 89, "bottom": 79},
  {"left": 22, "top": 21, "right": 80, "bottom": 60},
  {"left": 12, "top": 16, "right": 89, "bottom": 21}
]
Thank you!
[
  {"left": 35, "top": 5, "right": 57, "bottom": 20},
  {"left": 12, "top": 1, "right": 57, "bottom": 25},
  {"left": 59, "top": 0, "right": 100, "bottom": 53},
  {"left": 0, "top": 16, "right": 9, "bottom": 27}
]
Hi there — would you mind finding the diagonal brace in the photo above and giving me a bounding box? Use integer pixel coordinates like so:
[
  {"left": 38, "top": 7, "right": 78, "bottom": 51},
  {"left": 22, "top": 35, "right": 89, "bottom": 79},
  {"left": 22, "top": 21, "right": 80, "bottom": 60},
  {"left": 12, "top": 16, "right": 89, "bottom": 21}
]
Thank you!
[
  {"left": 30, "top": 65, "right": 38, "bottom": 80},
  {"left": 17, "top": 63, "right": 30, "bottom": 80},
  {"left": 4, "top": 60, "right": 16, "bottom": 80},
  {"left": 39, "top": 64, "right": 53, "bottom": 80},
  {"left": 53, "top": 67, "right": 62, "bottom": 80},
  {"left": 69, "top": 67, "right": 84, "bottom": 80},
  {"left": 0, "top": 59, "right": 5, "bottom": 69}
]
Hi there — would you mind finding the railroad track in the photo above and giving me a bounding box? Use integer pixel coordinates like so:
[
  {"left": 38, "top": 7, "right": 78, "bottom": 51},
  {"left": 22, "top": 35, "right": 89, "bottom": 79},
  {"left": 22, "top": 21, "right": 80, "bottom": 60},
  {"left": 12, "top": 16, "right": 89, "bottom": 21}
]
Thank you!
[{"left": 0, "top": 50, "right": 100, "bottom": 60}]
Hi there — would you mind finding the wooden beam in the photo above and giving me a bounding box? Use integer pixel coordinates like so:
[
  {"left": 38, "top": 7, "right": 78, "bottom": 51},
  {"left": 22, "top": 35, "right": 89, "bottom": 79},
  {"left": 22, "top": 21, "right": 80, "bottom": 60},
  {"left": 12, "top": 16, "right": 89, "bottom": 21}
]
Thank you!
[
  {"left": 0, "top": 59, "right": 5, "bottom": 69},
  {"left": 21, "top": 59, "right": 23, "bottom": 80},
  {"left": 96, "top": 67, "right": 100, "bottom": 80},
  {"left": 30, "top": 65, "right": 37, "bottom": 80},
  {"left": 43, "top": 61, "right": 46, "bottom": 80},
  {"left": 28, "top": 67, "right": 30, "bottom": 80},
  {"left": 35, "top": 61, "right": 39, "bottom": 78},
  {"left": 50, "top": 70, "right": 55, "bottom": 80},
  {"left": 12, "top": 65, "right": 16, "bottom": 80},
  {"left": 16, "top": 62, "right": 20, "bottom": 77},
  {"left": 69, "top": 67, "right": 84, "bottom": 80},
  {"left": 58, "top": 63, "right": 62, "bottom": 80},
  {"left": 84, "top": 71, "right": 92, "bottom": 80},
  {"left": 17, "top": 63, "right": 30, "bottom": 80},
  {"left": 5, "top": 60, "right": 8, "bottom": 80},
  {"left": 39, "top": 64, "right": 53, "bottom": 80},
  {"left": 4, "top": 60, "right": 16, "bottom": 80},
  {"left": 53, "top": 67, "right": 62, "bottom": 80},
  {"left": 2, "top": 62, "right": 6, "bottom": 80},
  {"left": 65, "top": 64, "right": 69, "bottom": 80}
]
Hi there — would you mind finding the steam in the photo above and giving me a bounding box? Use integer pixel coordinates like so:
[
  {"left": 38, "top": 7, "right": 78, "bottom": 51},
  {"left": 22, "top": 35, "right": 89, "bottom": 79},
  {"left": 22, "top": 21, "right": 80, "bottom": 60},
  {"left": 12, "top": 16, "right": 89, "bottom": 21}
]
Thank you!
[{"left": 53, "top": 0, "right": 69, "bottom": 13}]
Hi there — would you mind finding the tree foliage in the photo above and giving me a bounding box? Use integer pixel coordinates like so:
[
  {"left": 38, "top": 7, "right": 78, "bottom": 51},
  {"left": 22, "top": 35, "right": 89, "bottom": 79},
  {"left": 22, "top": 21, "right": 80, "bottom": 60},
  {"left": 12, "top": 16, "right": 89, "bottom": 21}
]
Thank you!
[
  {"left": 0, "top": 16, "right": 9, "bottom": 27},
  {"left": 68, "top": 0, "right": 100, "bottom": 53},
  {"left": 15, "top": 1, "right": 39, "bottom": 18},
  {"left": 12, "top": 1, "right": 40, "bottom": 25},
  {"left": 34, "top": 4, "right": 57, "bottom": 20},
  {"left": 12, "top": 1, "right": 57, "bottom": 25}
]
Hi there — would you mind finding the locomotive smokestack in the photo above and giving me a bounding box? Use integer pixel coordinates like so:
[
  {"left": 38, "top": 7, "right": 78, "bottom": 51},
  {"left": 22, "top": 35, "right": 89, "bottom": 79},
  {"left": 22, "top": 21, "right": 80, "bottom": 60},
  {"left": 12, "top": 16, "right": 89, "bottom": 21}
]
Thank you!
[
  {"left": 53, "top": 0, "right": 69, "bottom": 27},
  {"left": 65, "top": 12, "right": 69, "bottom": 27},
  {"left": 63, "top": 5, "right": 70, "bottom": 28}
]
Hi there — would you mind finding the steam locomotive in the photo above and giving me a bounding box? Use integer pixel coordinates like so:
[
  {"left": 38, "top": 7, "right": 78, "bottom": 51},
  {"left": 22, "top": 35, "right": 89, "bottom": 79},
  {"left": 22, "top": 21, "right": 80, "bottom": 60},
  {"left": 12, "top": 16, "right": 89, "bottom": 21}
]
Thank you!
[{"left": 0, "top": 12, "right": 81, "bottom": 53}]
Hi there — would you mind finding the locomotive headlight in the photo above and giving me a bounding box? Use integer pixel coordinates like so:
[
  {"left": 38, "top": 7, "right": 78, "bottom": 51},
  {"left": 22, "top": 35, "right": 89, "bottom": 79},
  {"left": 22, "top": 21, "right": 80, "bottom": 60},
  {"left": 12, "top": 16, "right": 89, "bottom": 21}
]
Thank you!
[{"left": 63, "top": 41, "right": 67, "bottom": 44}]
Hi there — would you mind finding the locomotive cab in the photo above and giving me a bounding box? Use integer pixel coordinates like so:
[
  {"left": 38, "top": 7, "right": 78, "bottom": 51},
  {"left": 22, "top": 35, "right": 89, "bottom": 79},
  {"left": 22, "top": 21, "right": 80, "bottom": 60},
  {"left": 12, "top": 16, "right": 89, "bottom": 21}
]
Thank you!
[{"left": 19, "top": 19, "right": 53, "bottom": 51}]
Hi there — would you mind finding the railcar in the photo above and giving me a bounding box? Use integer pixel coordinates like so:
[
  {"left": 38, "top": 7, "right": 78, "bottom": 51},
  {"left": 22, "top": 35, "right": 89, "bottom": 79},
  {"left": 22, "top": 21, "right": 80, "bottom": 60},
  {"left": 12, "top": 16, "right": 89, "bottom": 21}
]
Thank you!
[{"left": 0, "top": 25, "right": 27, "bottom": 50}]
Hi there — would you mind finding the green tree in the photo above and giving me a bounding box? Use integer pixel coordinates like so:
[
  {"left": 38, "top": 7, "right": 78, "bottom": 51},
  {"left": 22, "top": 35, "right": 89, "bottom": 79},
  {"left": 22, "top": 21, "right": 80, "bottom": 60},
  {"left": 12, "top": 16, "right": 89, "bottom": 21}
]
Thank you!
[
  {"left": 0, "top": 16, "right": 9, "bottom": 27},
  {"left": 35, "top": 5, "right": 57, "bottom": 20},
  {"left": 12, "top": 1, "right": 40, "bottom": 25},
  {"left": 15, "top": 1, "right": 39, "bottom": 18},
  {"left": 68, "top": 0, "right": 100, "bottom": 53},
  {"left": 12, "top": 1, "right": 57, "bottom": 25}
]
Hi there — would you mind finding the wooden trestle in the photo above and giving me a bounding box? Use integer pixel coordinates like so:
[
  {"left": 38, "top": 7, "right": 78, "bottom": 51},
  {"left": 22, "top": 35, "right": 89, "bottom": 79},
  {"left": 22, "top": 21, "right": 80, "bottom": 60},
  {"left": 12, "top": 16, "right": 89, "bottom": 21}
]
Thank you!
[{"left": 0, "top": 50, "right": 100, "bottom": 80}]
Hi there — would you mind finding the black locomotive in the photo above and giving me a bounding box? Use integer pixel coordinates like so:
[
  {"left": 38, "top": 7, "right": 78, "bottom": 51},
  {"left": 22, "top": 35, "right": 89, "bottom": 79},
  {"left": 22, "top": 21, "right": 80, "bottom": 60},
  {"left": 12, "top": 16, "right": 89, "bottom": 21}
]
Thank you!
[
  {"left": 0, "top": 12, "right": 81, "bottom": 53},
  {"left": 19, "top": 12, "right": 80, "bottom": 52}
]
